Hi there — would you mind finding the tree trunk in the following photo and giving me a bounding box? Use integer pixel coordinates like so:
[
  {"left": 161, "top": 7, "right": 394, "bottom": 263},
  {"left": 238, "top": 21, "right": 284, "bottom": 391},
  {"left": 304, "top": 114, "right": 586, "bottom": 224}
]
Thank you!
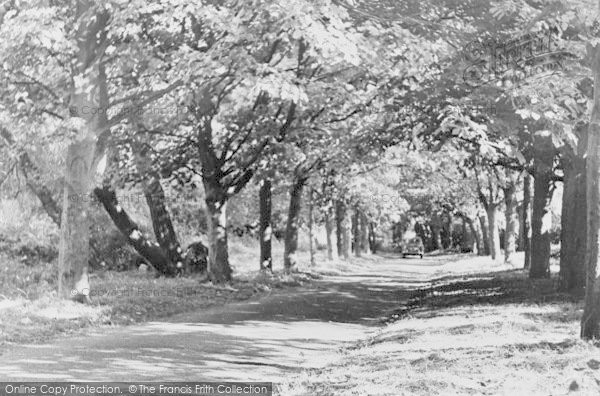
[
  {"left": 94, "top": 185, "right": 176, "bottom": 276},
  {"left": 560, "top": 157, "right": 587, "bottom": 293},
  {"left": 335, "top": 200, "right": 343, "bottom": 257},
  {"left": 145, "top": 173, "right": 183, "bottom": 267},
  {"left": 58, "top": 139, "right": 96, "bottom": 301},
  {"left": 466, "top": 216, "right": 483, "bottom": 254},
  {"left": 284, "top": 174, "right": 307, "bottom": 273},
  {"left": 369, "top": 222, "right": 377, "bottom": 254},
  {"left": 582, "top": 42, "right": 600, "bottom": 338},
  {"left": 504, "top": 182, "right": 519, "bottom": 265},
  {"left": 59, "top": 2, "right": 110, "bottom": 300},
  {"left": 325, "top": 204, "right": 337, "bottom": 261},
  {"left": 459, "top": 216, "right": 469, "bottom": 252},
  {"left": 205, "top": 198, "right": 231, "bottom": 283},
  {"left": 530, "top": 131, "right": 555, "bottom": 279},
  {"left": 517, "top": 202, "right": 525, "bottom": 251},
  {"left": 478, "top": 213, "right": 490, "bottom": 256},
  {"left": 133, "top": 144, "right": 183, "bottom": 271},
  {"left": 360, "top": 212, "right": 369, "bottom": 254},
  {"left": 338, "top": 201, "right": 351, "bottom": 260},
  {"left": 308, "top": 188, "right": 316, "bottom": 266},
  {"left": 259, "top": 179, "right": 273, "bottom": 271},
  {"left": 432, "top": 227, "right": 442, "bottom": 250},
  {"left": 430, "top": 212, "right": 443, "bottom": 250},
  {"left": 443, "top": 213, "right": 454, "bottom": 250},
  {"left": 522, "top": 174, "right": 532, "bottom": 269},
  {"left": 487, "top": 204, "right": 501, "bottom": 261},
  {"left": 353, "top": 207, "right": 361, "bottom": 257}
]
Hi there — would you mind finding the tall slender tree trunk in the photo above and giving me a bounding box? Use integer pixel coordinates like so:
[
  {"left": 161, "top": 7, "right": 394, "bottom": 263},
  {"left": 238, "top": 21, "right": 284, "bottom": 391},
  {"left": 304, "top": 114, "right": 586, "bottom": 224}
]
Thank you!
[
  {"left": 360, "top": 212, "right": 369, "bottom": 254},
  {"left": 284, "top": 174, "right": 307, "bottom": 273},
  {"left": 443, "top": 213, "right": 454, "bottom": 250},
  {"left": 582, "top": 41, "right": 600, "bottom": 339},
  {"left": 259, "top": 179, "right": 273, "bottom": 271},
  {"left": 59, "top": 139, "right": 96, "bottom": 301},
  {"left": 368, "top": 222, "right": 377, "bottom": 253},
  {"left": 459, "top": 216, "right": 469, "bottom": 252},
  {"left": 560, "top": 154, "right": 587, "bottom": 293},
  {"left": 94, "top": 185, "right": 176, "bottom": 276},
  {"left": 308, "top": 188, "right": 316, "bottom": 266},
  {"left": 487, "top": 204, "right": 501, "bottom": 261},
  {"left": 431, "top": 212, "right": 443, "bottom": 250},
  {"left": 58, "top": 4, "right": 110, "bottom": 301},
  {"left": 478, "top": 213, "right": 490, "bottom": 256},
  {"left": 503, "top": 182, "right": 519, "bottom": 265},
  {"left": 335, "top": 200, "right": 343, "bottom": 257},
  {"left": 559, "top": 124, "right": 587, "bottom": 293},
  {"left": 353, "top": 207, "right": 361, "bottom": 257},
  {"left": 517, "top": 202, "right": 525, "bottom": 251},
  {"left": 530, "top": 131, "right": 555, "bottom": 279},
  {"left": 325, "top": 203, "right": 337, "bottom": 261},
  {"left": 338, "top": 201, "right": 351, "bottom": 260},
  {"left": 522, "top": 174, "right": 532, "bottom": 269}
]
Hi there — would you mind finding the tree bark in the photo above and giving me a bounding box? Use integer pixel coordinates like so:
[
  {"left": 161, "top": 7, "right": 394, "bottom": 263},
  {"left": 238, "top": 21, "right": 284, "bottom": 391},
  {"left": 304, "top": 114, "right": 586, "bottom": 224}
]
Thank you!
[
  {"left": 308, "top": 188, "right": 316, "bottom": 266},
  {"left": 205, "top": 198, "right": 231, "bottom": 283},
  {"left": 580, "top": 5, "right": 600, "bottom": 340},
  {"left": 522, "top": 174, "right": 532, "bottom": 269},
  {"left": 478, "top": 213, "right": 490, "bottom": 256},
  {"left": 58, "top": 139, "right": 96, "bottom": 301},
  {"left": 325, "top": 203, "right": 337, "bottom": 261},
  {"left": 259, "top": 178, "right": 273, "bottom": 271},
  {"left": 503, "top": 181, "right": 519, "bottom": 265},
  {"left": 58, "top": 3, "right": 111, "bottom": 301},
  {"left": 582, "top": 42, "right": 600, "bottom": 338},
  {"left": 335, "top": 200, "right": 343, "bottom": 257},
  {"left": 369, "top": 222, "right": 377, "bottom": 253},
  {"left": 560, "top": 158, "right": 587, "bottom": 293},
  {"left": 487, "top": 204, "right": 501, "bottom": 261},
  {"left": 94, "top": 185, "right": 176, "bottom": 276},
  {"left": 465, "top": 216, "right": 483, "bottom": 254},
  {"left": 530, "top": 131, "right": 555, "bottom": 279},
  {"left": 284, "top": 174, "right": 307, "bottom": 273},
  {"left": 134, "top": 143, "right": 183, "bottom": 271},
  {"left": 443, "top": 213, "right": 454, "bottom": 250},
  {"left": 459, "top": 216, "right": 469, "bottom": 252},
  {"left": 338, "top": 200, "right": 352, "bottom": 260},
  {"left": 360, "top": 211, "right": 369, "bottom": 254},
  {"left": 353, "top": 207, "right": 361, "bottom": 257},
  {"left": 430, "top": 212, "right": 443, "bottom": 250}
]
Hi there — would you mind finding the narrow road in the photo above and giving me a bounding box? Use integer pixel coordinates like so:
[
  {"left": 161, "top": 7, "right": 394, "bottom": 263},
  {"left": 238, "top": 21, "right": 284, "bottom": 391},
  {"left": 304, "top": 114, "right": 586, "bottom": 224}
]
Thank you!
[{"left": 0, "top": 254, "right": 508, "bottom": 381}]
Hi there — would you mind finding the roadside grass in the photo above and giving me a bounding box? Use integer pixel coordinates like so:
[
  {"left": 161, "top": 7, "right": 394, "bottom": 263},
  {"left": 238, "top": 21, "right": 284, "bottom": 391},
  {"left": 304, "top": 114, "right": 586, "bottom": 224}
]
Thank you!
[
  {"left": 0, "top": 238, "right": 317, "bottom": 350},
  {"left": 278, "top": 270, "right": 600, "bottom": 396}
]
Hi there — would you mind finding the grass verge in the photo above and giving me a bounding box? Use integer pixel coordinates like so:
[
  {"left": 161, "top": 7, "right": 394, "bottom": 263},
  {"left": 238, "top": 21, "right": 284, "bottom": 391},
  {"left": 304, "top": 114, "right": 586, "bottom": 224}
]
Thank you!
[
  {"left": 0, "top": 248, "right": 316, "bottom": 351},
  {"left": 278, "top": 270, "right": 600, "bottom": 395}
]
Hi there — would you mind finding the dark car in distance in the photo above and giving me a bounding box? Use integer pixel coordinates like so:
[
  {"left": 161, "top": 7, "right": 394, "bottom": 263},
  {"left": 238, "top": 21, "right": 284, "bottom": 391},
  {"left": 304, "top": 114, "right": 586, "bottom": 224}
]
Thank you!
[{"left": 401, "top": 237, "right": 424, "bottom": 258}]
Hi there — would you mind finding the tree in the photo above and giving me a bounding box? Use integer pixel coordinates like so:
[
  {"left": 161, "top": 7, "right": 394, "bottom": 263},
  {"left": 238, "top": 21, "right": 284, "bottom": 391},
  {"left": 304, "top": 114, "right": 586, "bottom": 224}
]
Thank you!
[
  {"left": 0, "top": 0, "right": 187, "bottom": 298},
  {"left": 559, "top": 122, "right": 587, "bottom": 292},
  {"left": 502, "top": 170, "right": 520, "bottom": 265},
  {"left": 529, "top": 131, "right": 555, "bottom": 278},
  {"left": 258, "top": 178, "right": 273, "bottom": 271},
  {"left": 582, "top": 23, "right": 600, "bottom": 339}
]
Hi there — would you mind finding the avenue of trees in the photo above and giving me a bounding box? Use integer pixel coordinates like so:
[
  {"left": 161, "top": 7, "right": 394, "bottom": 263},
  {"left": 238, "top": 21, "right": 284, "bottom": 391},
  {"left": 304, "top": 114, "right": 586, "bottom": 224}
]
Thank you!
[{"left": 2, "top": 0, "right": 600, "bottom": 340}]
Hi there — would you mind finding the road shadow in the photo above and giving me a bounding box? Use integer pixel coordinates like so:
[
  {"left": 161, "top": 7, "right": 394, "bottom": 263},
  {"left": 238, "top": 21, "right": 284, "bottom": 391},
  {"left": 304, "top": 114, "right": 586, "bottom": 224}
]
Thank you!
[{"left": 385, "top": 269, "right": 582, "bottom": 323}]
